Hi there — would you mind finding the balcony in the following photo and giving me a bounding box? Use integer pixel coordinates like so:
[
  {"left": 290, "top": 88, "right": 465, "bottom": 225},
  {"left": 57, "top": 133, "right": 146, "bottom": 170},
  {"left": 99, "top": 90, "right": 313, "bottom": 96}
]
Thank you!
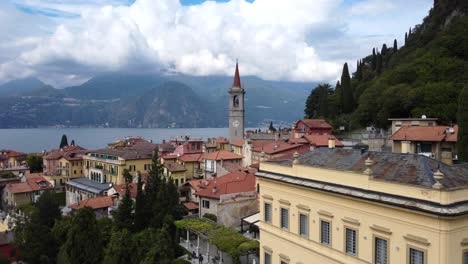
[{"left": 85, "top": 156, "right": 125, "bottom": 165}]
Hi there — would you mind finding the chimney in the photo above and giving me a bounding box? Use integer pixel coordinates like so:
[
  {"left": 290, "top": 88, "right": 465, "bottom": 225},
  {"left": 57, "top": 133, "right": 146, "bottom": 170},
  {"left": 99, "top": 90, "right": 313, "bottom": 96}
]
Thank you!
[
  {"left": 275, "top": 132, "right": 280, "bottom": 142},
  {"left": 162, "top": 140, "right": 166, "bottom": 144},
  {"left": 328, "top": 138, "right": 336, "bottom": 149},
  {"left": 212, "top": 186, "right": 217, "bottom": 194}
]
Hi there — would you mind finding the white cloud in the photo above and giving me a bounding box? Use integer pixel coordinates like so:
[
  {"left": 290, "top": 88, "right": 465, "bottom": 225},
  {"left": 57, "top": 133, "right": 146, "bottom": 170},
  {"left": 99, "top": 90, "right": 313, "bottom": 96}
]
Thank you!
[
  {"left": 0, "top": 0, "right": 433, "bottom": 87},
  {"left": 349, "top": 0, "right": 395, "bottom": 16}
]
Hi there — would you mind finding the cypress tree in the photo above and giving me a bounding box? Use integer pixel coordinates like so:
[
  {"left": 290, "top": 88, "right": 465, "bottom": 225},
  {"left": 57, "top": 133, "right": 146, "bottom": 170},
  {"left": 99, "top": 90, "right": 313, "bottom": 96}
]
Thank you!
[
  {"left": 268, "top": 121, "right": 276, "bottom": 132},
  {"left": 376, "top": 53, "right": 383, "bottom": 74},
  {"left": 381, "top": 44, "right": 388, "bottom": 56},
  {"left": 393, "top": 39, "right": 398, "bottom": 52},
  {"left": 341, "top": 63, "right": 353, "bottom": 113},
  {"left": 458, "top": 86, "right": 468, "bottom": 162},
  {"left": 405, "top": 32, "right": 408, "bottom": 45},
  {"left": 372, "top": 48, "right": 377, "bottom": 70},
  {"left": 60, "top": 134, "right": 68, "bottom": 148},
  {"left": 317, "top": 84, "right": 331, "bottom": 117},
  {"left": 113, "top": 173, "right": 134, "bottom": 231},
  {"left": 133, "top": 173, "right": 146, "bottom": 231},
  {"left": 37, "top": 190, "right": 61, "bottom": 228}
]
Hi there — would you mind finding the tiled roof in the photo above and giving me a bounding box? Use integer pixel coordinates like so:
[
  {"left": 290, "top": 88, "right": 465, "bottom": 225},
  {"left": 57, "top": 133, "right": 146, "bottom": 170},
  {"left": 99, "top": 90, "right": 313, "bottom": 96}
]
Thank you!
[
  {"left": 202, "top": 150, "right": 243, "bottom": 161},
  {"left": 288, "top": 137, "right": 309, "bottom": 144},
  {"left": 230, "top": 139, "right": 246, "bottom": 147},
  {"left": 43, "top": 145, "right": 87, "bottom": 160},
  {"left": 222, "top": 162, "right": 257, "bottom": 174},
  {"left": 298, "top": 119, "right": 333, "bottom": 129},
  {"left": 112, "top": 183, "right": 137, "bottom": 199},
  {"left": 267, "top": 148, "right": 468, "bottom": 190},
  {"left": 164, "top": 163, "right": 187, "bottom": 172},
  {"left": 89, "top": 148, "right": 153, "bottom": 160},
  {"left": 390, "top": 126, "right": 458, "bottom": 142},
  {"left": 195, "top": 171, "right": 256, "bottom": 199},
  {"left": 304, "top": 134, "right": 344, "bottom": 147},
  {"left": 0, "top": 150, "right": 26, "bottom": 158},
  {"left": 216, "top": 137, "right": 229, "bottom": 144},
  {"left": 247, "top": 133, "right": 290, "bottom": 141},
  {"left": 6, "top": 174, "right": 52, "bottom": 193},
  {"left": 183, "top": 201, "right": 199, "bottom": 210},
  {"left": 251, "top": 140, "right": 305, "bottom": 154},
  {"left": 178, "top": 153, "right": 202, "bottom": 163},
  {"left": 69, "top": 196, "right": 116, "bottom": 210}
]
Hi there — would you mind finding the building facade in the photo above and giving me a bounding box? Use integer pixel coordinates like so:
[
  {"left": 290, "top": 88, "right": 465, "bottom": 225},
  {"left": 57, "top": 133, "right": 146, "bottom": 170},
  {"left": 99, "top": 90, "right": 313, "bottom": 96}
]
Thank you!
[{"left": 257, "top": 149, "right": 468, "bottom": 264}]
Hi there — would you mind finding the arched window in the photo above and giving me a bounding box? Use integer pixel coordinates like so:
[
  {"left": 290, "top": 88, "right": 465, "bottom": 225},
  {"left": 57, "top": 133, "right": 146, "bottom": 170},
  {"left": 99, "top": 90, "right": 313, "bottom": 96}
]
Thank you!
[{"left": 233, "top": 95, "right": 239, "bottom": 107}]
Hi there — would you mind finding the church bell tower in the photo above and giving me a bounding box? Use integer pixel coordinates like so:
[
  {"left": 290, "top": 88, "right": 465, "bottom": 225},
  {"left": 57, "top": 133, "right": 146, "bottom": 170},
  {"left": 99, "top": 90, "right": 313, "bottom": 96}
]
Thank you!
[{"left": 229, "top": 61, "right": 245, "bottom": 142}]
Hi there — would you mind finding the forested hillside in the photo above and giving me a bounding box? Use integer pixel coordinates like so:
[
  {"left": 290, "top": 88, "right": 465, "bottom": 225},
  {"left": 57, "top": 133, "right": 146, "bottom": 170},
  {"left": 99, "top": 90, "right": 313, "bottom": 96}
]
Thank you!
[{"left": 305, "top": 0, "right": 468, "bottom": 129}]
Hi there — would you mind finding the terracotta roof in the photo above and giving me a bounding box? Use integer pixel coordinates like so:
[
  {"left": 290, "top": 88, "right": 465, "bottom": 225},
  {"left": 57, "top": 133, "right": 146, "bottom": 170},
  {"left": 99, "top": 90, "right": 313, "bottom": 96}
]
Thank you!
[
  {"left": 202, "top": 150, "right": 243, "bottom": 161},
  {"left": 304, "top": 135, "right": 344, "bottom": 147},
  {"left": 89, "top": 148, "right": 153, "bottom": 160},
  {"left": 183, "top": 201, "right": 199, "bottom": 210},
  {"left": 288, "top": 137, "right": 309, "bottom": 144},
  {"left": 222, "top": 162, "right": 257, "bottom": 174},
  {"left": 216, "top": 137, "right": 229, "bottom": 144},
  {"left": 43, "top": 145, "right": 87, "bottom": 160},
  {"left": 267, "top": 148, "right": 468, "bottom": 190},
  {"left": 232, "top": 61, "right": 242, "bottom": 88},
  {"left": 178, "top": 153, "right": 202, "bottom": 163},
  {"left": 112, "top": 183, "right": 137, "bottom": 199},
  {"left": 162, "top": 154, "right": 178, "bottom": 159},
  {"left": 251, "top": 140, "right": 305, "bottom": 155},
  {"left": 69, "top": 196, "right": 116, "bottom": 210},
  {"left": 195, "top": 171, "right": 256, "bottom": 199},
  {"left": 205, "top": 143, "right": 217, "bottom": 148},
  {"left": 297, "top": 119, "right": 333, "bottom": 129},
  {"left": 164, "top": 163, "right": 187, "bottom": 172},
  {"left": 0, "top": 150, "right": 26, "bottom": 158},
  {"left": 231, "top": 139, "right": 246, "bottom": 147},
  {"left": 6, "top": 175, "right": 52, "bottom": 193},
  {"left": 390, "top": 126, "right": 458, "bottom": 142}
]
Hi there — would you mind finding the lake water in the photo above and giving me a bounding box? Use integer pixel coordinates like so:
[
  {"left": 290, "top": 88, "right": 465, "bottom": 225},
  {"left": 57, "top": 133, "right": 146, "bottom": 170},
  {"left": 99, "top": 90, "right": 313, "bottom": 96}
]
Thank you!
[{"left": 0, "top": 128, "right": 230, "bottom": 153}]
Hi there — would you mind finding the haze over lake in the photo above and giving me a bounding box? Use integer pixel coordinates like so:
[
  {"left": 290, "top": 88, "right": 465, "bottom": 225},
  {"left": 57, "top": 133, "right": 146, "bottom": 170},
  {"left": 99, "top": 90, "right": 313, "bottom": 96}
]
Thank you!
[{"left": 0, "top": 128, "right": 231, "bottom": 153}]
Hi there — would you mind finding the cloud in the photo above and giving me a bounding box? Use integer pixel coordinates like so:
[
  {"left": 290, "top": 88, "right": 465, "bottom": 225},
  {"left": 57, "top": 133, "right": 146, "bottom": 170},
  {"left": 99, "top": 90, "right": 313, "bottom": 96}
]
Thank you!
[
  {"left": 349, "top": 0, "right": 395, "bottom": 16},
  {"left": 0, "top": 0, "right": 433, "bottom": 87}
]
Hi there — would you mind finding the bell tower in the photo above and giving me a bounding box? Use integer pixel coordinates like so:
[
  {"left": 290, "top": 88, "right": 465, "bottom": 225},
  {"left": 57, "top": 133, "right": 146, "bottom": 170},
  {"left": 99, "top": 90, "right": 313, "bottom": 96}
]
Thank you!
[{"left": 229, "top": 61, "right": 245, "bottom": 142}]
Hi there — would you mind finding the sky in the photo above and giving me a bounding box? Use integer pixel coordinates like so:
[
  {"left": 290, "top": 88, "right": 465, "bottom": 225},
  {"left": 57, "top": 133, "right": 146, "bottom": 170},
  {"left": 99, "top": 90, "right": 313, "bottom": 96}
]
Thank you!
[{"left": 0, "top": 0, "right": 433, "bottom": 88}]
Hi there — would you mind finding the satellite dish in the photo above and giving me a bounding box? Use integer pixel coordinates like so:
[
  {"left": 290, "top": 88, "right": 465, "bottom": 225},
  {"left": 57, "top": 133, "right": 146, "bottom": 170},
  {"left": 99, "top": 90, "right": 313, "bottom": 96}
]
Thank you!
[
  {"left": 421, "top": 115, "right": 427, "bottom": 119},
  {"left": 449, "top": 127, "right": 455, "bottom": 134}
]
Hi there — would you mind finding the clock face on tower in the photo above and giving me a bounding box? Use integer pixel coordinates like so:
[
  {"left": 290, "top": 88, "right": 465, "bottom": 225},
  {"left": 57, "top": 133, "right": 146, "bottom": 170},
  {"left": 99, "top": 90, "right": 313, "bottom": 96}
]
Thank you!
[{"left": 232, "top": 120, "right": 240, "bottom": 128}]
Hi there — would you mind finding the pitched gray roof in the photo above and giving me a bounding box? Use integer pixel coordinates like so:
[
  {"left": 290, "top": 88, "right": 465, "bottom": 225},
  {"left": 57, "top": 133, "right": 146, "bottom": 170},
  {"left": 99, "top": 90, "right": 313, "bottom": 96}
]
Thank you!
[
  {"left": 266, "top": 148, "right": 468, "bottom": 190},
  {"left": 66, "top": 177, "right": 112, "bottom": 194}
]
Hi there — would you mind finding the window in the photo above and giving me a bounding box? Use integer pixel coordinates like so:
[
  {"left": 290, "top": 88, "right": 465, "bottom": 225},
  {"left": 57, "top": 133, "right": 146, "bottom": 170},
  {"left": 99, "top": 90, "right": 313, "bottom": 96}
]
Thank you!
[
  {"left": 175, "top": 179, "right": 179, "bottom": 186},
  {"left": 409, "top": 248, "right": 424, "bottom": 264},
  {"left": 264, "top": 203, "right": 271, "bottom": 223},
  {"left": 280, "top": 261, "right": 287, "bottom": 264},
  {"left": 264, "top": 252, "right": 271, "bottom": 264},
  {"left": 202, "top": 200, "right": 210, "bottom": 209},
  {"left": 375, "top": 237, "right": 388, "bottom": 264},
  {"left": 73, "top": 170, "right": 77, "bottom": 175},
  {"left": 280, "top": 208, "right": 289, "bottom": 230},
  {"left": 320, "top": 220, "right": 331, "bottom": 245},
  {"left": 345, "top": 228, "right": 357, "bottom": 256},
  {"left": 299, "top": 213, "right": 308, "bottom": 238},
  {"left": 463, "top": 251, "right": 468, "bottom": 264}
]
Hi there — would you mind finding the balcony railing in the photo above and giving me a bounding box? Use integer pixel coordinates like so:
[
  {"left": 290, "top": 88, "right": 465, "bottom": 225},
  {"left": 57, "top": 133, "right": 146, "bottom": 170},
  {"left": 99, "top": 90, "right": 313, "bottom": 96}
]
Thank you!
[{"left": 85, "top": 156, "right": 125, "bottom": 165}]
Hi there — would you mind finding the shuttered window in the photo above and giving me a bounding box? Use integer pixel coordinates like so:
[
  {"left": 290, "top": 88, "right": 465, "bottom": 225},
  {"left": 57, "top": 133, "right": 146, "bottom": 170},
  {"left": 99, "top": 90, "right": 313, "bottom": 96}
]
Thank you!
[
  {"left": 264, "top": 252, "right": 271, "bottom": 264},
  {"left": 409, "top": 248, "right": 424, "bottom": 264},
  {"left": 280, "top": 208, "right": 289, "bottom": 229},
  {"left": 374, "top": 237, "right": 388, "bottom": 264},
  {"left": 299, "top": 214, "right": 308, "bottom": 237},
  {"left": 320, "top": 220, "right": 330, "bottom": 245},
  {"left": 264, "top": 203, "right": 271, "bottom": 223},
  {"left": 345, "top": 228, "right": 357, "bottom": 256}
]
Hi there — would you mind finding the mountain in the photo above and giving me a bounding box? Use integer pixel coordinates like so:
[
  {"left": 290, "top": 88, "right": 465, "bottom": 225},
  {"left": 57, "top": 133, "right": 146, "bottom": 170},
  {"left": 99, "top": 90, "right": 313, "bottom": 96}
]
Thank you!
[
  {"left": 0, "top": 77, "right": 46, "bottom": 97},
  {"left": 307, "top": 0, "right": 468, "bottom": 129},
  {"left": 0, "top": 73, "right": 313, "bottom": 128}
]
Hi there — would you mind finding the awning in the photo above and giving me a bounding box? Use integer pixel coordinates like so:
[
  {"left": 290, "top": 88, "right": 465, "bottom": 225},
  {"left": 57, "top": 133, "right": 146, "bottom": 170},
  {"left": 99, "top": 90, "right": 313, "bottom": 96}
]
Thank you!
[{"left": 242, "top": 212, "right": 260, "bottom": 226}]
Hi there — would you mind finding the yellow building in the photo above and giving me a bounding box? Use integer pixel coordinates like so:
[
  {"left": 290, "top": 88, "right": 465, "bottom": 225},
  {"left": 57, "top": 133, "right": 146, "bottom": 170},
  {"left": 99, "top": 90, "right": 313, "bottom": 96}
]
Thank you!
[
  {"left": 163, "top": 162, "right": 187, "bottom": 187},
  {"left": 43, "top": 154, "right": 85, "bottom": 189},
  {"left": 83, "top": 148, "right": 153, "bottom": 185},
  {"left": 257, "top": 148, "right": 468, "bottom": 264}
]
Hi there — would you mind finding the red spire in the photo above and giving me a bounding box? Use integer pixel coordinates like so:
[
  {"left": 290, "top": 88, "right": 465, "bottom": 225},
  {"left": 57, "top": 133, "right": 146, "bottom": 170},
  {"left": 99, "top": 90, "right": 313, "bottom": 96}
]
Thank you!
[{"left": 232, "top": 60, "right": 241, "bottom": 88}]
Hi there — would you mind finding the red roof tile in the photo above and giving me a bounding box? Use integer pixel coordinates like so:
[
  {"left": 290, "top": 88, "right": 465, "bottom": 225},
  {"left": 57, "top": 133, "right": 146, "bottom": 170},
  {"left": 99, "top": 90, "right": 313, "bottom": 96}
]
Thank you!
[
  {"left": 216, "top": 137, "right": 229, "bottom": 144},
  {"left": 222, "top": 162, "right": 257, "bottom": 174},
  {"left": 178, "top": 153, "right": 203, "bottom": 163},
  {"left": 288, "top": 137, "right": 309, "bottom": 144},
  {"left": 6, "top": 175, "right": 52, "bottom": 193},
  {"left": 43, "top": 145, "right": 87, "bottom": 160},
  {"left": 202, "top": 150, "right": 243, "bottom": 161},
  {"left": 69, "top": 196, "right": 116, "bottom": 210},
  {"left": 0, "top": 150, "right": 26, "bottom": 158},
  {"left": 251, "top": 140, "right": 305, "bottom": 154},
  {"left": 298, "top": 119, "right": 333, "bottom": 129},
  {"left": 195, "top": 171, "right": 256, "bottom": 199},
  {"left": 112, "top": 183, "right": 138, "bottom": 199},
  {"left": 231, "top": 139, "right": 246, "bottom": 147},
  {"left": 164, "top": 163, "right": 187, "bottom": 172},
  {"left": 304, "top": 135, "right": 344, "bottom": 147},
  {"left": 183, "top": 201, "right": 199, "bottom": 210},
  {"left": 390, "top": 126, "right": 458, "bottom": 142},
  {"left": 6, "top": 183, "right": 32, "bottom": 194}
]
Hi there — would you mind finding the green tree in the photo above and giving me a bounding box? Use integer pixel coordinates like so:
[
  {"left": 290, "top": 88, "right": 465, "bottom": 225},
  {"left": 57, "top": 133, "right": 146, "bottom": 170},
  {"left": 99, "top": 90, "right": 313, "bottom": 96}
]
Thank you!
[
  {"left": 58, "top": 207, "right": 103, "bottom": 264},
  {"left": 37, "top": 190, "right": 61, "bottom": 228},
  {"left": 458, "top": 86, "right": 468, "bottom": 162},
  {"left": 133, "top": 172, "right": 146, "bottom": 232},
  {"left": 381, "top": 43, "right": 388, "bottom": 56},
  {"left": 340, "top": 63, "right": 354, "bottom": 113},
  {"left": 103, "top": 229, "right": 134, "bottom": 264},
  {"left": 268, "top": 121, "right": 276, "bottom": 132},
  {"left": 376, "top": 53, "right": 383, "bottom": 74},
  {"left": 59, "top": 134, "right": 68, "bottom": 148},
  {"left": 371, "top": 48, "right": 377, "bottom": 70},
  {"left": 113, "top": 177, "right": 134, "bottom": 231},
  {"left": 70, "top": 139, "right": 75, "bottom": 146},
  {"left": 393, "top": 39, "right": 398, "bottom": 52},
  {"left": 26, "top": 154, "right": 43, "bottom": 173},
  {"left": 304, "top": 86, "right": 320, "bottom": 118}
]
